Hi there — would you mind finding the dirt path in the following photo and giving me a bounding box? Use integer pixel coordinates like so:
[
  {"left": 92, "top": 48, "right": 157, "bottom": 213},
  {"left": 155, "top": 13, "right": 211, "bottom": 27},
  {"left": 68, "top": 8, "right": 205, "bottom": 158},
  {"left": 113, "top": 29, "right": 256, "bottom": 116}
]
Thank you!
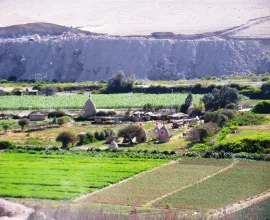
[
  {"left": 73, "top": 159, "right": 181, "bottom": 203},
  {"left": 143, "top": 160, "right": 238, "bottom": 207}
]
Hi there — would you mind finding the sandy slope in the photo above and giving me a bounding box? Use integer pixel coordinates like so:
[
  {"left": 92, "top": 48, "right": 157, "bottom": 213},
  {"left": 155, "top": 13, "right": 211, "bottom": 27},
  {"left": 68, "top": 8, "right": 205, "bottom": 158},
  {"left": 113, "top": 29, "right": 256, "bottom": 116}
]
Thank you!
[{"left": 0, "top": 0, "right": 269, "bottom": 36}]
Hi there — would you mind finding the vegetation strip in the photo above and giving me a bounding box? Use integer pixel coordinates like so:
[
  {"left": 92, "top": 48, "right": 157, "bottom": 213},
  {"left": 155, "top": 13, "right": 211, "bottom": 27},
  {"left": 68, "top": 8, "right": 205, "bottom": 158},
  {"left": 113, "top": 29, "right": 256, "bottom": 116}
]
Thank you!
[
  {"left": 0, "top": 93, "right": 202, "bottom": 110},
  {"left": 145, "top": 160, "right": 238, "bottom": 207}
]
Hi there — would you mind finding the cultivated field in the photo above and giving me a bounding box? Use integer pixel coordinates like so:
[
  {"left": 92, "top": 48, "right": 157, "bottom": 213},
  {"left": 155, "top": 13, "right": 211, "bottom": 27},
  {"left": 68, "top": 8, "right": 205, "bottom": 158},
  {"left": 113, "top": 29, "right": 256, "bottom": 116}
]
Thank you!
[
  {"left": 84, "top": 159, "right": 233, "bottom": 206},
  {"left": 0, "top": 153, "right": 166, "bottom": 199},
  {"left": 155, "top": 161, "right": 270, "bottom": 209},
  {"left": 0, "top": 93, "right": 203, "bottom": 110}
]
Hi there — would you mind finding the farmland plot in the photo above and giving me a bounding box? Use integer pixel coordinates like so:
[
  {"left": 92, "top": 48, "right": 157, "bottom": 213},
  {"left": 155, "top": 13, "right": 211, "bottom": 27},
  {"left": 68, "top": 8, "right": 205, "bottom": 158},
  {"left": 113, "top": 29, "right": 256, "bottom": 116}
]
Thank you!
[
  {"left": 0, "top": 93, "right": 202, "bottom": 110},
  {"left": 85, "top": 159, "right": 232, "bottom": 206},
  {"left": 0, "top": 153, "right": 166, "bottom": 199},
  {"left": 155, "top": 161, "right": 270, "bottom": 209}
]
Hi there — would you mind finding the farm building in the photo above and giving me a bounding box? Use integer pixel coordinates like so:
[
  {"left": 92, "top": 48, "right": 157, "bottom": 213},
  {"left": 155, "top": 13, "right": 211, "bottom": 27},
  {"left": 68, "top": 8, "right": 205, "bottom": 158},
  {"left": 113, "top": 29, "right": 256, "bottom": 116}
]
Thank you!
[
  {"left": 95, "top": 116, "right": 123, "bottom": 124},
  {"left": 29, "top": 111, "right": 47, "bottom": 121}
]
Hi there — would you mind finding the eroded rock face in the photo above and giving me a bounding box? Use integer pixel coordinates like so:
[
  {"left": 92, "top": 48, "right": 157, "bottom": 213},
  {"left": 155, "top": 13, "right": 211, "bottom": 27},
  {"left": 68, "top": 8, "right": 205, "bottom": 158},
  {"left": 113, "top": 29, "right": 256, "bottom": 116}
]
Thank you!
[{"left": 0, "top": 35, "right": 269, "bottom": 81}]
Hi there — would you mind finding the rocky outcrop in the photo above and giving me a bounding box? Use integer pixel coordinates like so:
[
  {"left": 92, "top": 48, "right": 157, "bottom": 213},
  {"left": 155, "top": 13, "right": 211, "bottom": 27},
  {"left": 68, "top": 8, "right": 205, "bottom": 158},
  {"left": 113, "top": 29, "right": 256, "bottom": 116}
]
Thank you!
[{"left": 0, "top": 33, "right": 269, "bottom": 81}]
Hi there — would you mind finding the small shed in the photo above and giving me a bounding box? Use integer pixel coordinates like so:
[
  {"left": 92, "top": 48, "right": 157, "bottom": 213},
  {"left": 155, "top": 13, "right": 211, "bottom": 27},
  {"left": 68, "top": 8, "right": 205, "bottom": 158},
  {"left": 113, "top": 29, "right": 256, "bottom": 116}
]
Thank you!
[{"left": 29, "top": 111, "right": 47, "bottom": 121}]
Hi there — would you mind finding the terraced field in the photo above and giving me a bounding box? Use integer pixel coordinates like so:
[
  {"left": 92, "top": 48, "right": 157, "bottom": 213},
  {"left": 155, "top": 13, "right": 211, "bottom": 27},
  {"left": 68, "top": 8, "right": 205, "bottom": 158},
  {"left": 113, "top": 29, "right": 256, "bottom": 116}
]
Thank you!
[
  {"left": 0, "top": 153, "right": 166, "bottom": 199},
  {"left": 84, "top": 159, "right": 270, "bottom": 210},
  {"left": 0, "top": 93, "right": 203, "bottom": 110},
  {"left": 154, "top": 161, "right": 270, "bottom": 209}
]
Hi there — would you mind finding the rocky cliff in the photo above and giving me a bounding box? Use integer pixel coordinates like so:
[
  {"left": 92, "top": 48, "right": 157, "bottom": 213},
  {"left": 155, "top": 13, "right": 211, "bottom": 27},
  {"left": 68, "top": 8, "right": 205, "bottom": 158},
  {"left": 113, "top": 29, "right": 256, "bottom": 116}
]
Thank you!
[{"left": 0, "top": 32, "right": 269, "bottom": 81}]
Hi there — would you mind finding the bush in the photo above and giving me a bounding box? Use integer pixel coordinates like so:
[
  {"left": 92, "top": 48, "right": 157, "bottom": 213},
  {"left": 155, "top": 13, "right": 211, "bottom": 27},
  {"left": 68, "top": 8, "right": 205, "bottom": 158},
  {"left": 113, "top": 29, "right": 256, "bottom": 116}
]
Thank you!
[
  {"left": 77, "top": 132, "right": 97, "bottom": 145},
  {"left": 2, "top": 124, "right": 10, "bottom": 133},
  {"left": 56, "top": 131, "right": 76, "bottom": 148},
  {"left": 57, "top": 116, "right": 70, "bottom": 126},
  {"left": 95, "top": 129, "right": 115, "bottom": 141},
  {"left": 0, "top": 141, "right": 15, "bottom": 150},
  {"left": 252, "top": 100, "right": 270, "bottom": 114},
  {"left": 225, "top": 103, "right": 237, "bottom": 109}
]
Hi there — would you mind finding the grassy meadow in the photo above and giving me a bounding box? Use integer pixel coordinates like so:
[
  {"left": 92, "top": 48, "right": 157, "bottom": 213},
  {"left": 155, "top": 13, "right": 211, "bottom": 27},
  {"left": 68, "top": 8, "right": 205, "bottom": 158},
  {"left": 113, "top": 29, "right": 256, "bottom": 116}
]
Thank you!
[
  {"left": 0, "top": 153, "right": 166, "bottom": 199},
  {"left": 0, "top": 93, "right": 203, "bottom": 110}
]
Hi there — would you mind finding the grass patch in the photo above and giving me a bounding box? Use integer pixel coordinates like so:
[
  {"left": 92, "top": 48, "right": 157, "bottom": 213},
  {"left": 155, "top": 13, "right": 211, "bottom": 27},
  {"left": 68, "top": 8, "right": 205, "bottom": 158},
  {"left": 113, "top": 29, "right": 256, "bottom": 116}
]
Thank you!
[
  {"left": 155, "top": 161, "right": 270, "bottom": 209},
  {"left": 0, "top": 153, "right": 166, "bottom": 200},
  {"left": 85, "top": 159, "right": 232, "bottom": 206}
]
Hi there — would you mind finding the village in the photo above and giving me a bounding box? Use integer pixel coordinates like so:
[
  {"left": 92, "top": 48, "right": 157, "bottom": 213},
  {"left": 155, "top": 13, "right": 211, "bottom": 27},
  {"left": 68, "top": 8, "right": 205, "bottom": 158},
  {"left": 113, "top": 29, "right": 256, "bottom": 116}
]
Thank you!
[{"left": 0, "top": 94, "right": 202, "bottom": 151}]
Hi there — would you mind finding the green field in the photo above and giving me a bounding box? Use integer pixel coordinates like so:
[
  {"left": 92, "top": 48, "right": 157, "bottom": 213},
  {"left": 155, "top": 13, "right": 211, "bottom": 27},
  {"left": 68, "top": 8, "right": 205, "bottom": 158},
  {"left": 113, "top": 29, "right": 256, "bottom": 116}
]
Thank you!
[
  {"left": 155, "top": 161, "right": 270, "bottom": 209},
  {"left": 0, "top": 93, "right": 203, "bottom": 110},
  {"left": 0, "top": 153, "right": 166, "bottom": 199},
  {"left": 85, "top": 159, "right": 232, "bottom": 206}
]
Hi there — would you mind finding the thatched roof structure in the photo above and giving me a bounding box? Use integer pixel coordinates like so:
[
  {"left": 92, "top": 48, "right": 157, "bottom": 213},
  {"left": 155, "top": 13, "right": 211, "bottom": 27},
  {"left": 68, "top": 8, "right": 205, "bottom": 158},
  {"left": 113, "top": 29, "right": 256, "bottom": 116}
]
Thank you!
[
  {"left": 83, "top": 95, "right": 96, "bottom": 118},
  {"left": 159, "top": 124, "right": 170, "bottom": 143}
]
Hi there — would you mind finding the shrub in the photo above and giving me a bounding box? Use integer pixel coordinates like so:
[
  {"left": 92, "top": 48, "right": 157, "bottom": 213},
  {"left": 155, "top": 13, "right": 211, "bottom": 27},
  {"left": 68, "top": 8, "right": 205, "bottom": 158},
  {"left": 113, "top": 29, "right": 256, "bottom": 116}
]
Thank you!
[
  {"left": 41, "top": 86, "right": 57, "bottom": 96},
  {"left": 186, "top": 122, "right": 218, "bottom": 142},
  {"left": 57, "top": 116, "right": 70, "bottom": 126},
  {"left": 2, "top": 124, "right": 10, "bottom": 133},
  {"left": 214, "top": 134, "right": 270, "bottom": 154},
  {"left": 225, "top": 103, "right": 237, "bottom": 109},
  {"left": 229, "top": 111, "right": 267, "bottom": 126},
  {"left": 0, "top": 141, "right": 15, "bottom": 150},
  {"left": 77, "top": 132, "right": 97, "bottom": 145},
  {"left": 191, "top": 143, "right": 208, "bottom": 152},
  {"left": 252, "top": 100, "right": 270, "bottom": 114},
  {"left": 56, "top": 132, "right": 76, "bottom": 149},
  {"left": 18, "top": 118, "right": 29, "bottom": 130}
]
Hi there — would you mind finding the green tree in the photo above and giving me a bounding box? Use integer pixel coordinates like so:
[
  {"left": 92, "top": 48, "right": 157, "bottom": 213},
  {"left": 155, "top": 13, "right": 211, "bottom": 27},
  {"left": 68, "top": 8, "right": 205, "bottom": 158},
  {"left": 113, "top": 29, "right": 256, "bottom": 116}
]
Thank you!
[
  {"left": 118, "top": 124, "right": 144, "bottom": 144},
  {"left": 42, "top": 86, "right": 57, "bottom": 96},
  {"left": 18, "top": 118, "right": 29, "bottom": 131},
  {"left": 181, "top": 93, "right": 193, "bottom": 113},
  {"left": 56, "top": 131, "right": 76, "bottom": 149},
  {"left": 202, "top": 86, "right": 239, "bottom": 111},
  {"left": 106, "top": 71, "right": 134, "bottom": 93}
]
